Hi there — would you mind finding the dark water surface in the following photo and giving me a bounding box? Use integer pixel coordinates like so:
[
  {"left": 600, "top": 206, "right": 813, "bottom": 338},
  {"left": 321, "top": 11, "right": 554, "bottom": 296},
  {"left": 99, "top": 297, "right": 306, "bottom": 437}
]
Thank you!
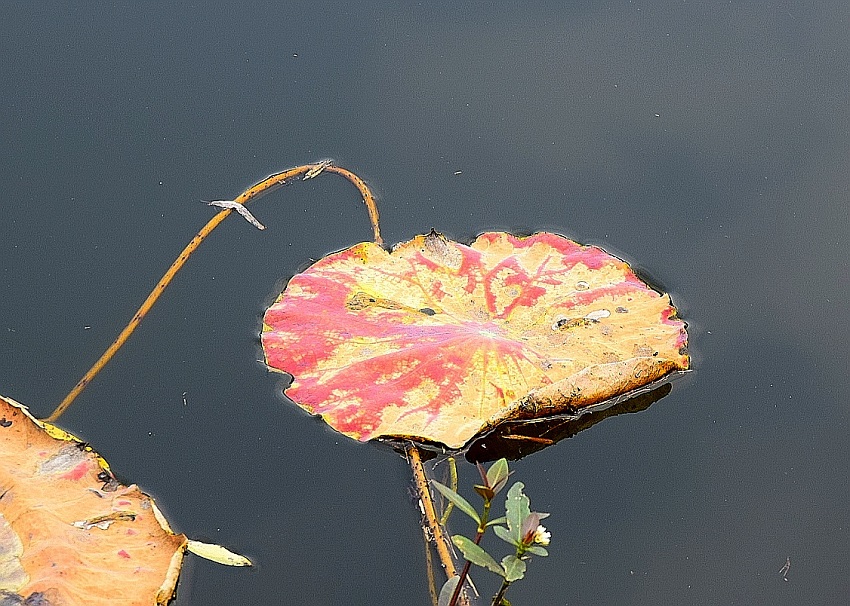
[{"left": 3, "top": 2, "right": 849, "bottom": 604}]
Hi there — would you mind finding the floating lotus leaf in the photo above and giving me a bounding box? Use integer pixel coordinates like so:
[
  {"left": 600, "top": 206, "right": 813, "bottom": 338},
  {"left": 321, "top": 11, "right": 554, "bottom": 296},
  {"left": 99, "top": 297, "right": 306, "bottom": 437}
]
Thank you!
[
  {"left": 0, "top": 394, "right": 248, "bottom": 606},
  {"left": 262, "top": 231, "right": 689, "bottom": 449}
]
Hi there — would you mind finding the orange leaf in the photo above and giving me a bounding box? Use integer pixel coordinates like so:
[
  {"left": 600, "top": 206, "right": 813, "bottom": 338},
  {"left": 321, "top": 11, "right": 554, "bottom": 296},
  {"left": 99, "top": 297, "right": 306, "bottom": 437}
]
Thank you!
[{"left": 0, "top": 394, "right": 186, "bottom": 606}]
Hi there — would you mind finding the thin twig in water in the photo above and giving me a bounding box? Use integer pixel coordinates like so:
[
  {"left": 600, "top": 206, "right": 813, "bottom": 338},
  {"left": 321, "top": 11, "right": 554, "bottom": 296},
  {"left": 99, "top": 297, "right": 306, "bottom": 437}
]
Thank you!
[
  {"left": 203, "top": 200, "right": 266, "bottom": 230},
  {"left": 779, "top": 556, "right": 790, "bottom": 581}
]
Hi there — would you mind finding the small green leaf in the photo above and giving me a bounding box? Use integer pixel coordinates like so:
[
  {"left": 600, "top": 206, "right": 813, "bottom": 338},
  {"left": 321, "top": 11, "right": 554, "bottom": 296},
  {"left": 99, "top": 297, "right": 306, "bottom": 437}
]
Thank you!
[
  {"left": 492, "top": 524, "right": 516, "bottom": 546},
  {"left": 505, "top": 482, "right": 530, "bottom": 543},
  {"left": 501, "top": 554, "right": 527, "bottom": 582},
  {"left": 473, "top": 484, "right": 495, "bottom": 501},
  {"left": 486, "top": 458, "right": 510, "bottom": 495},
  {"left": 491, "top": 476, "right": 510, "bottom": 497},
  {"left": 485, "top": 516, "right": 507, "bottom": 527},
  {"left": 437, "top": 576, "right": 460, "bottom": 606},
  {"left": 526, "top": 545, "right": 549, "bottom": 557},
  {"left": 452, "top": 535, "right": 505, "bottom": 577},
  {"left": 432, "top": 480, "right": 480, "bottom": 524}
]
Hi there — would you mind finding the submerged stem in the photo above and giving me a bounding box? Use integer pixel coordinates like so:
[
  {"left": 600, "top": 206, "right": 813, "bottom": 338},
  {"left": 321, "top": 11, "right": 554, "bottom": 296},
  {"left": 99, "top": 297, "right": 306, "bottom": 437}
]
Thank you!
[
  {"left": 408, "top": 444, "right": 458, "bottom": 580},
  {"left": 46, "top": 162, "right": 381, "bottom": 422},
  {"left": 422, "top": 522, "right": 439, "bottom": 606},
  {"left": 439, "top": 457, "right": 458, "bottom": 526}
]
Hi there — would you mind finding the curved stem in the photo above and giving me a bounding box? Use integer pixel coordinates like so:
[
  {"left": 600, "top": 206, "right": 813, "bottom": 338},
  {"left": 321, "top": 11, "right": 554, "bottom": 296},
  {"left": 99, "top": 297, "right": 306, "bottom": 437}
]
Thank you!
[
  {"left": 46, "top": 162, "right": 381, "bottom": 422},
  {"left": 323, "top": 165, "right": 382, "bottom": 245}
]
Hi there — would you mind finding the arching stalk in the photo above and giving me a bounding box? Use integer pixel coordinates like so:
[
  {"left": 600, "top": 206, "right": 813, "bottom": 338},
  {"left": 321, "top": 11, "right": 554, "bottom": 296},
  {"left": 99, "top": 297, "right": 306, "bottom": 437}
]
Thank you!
[{"left": 46, "top": 162, "right": 381, "bottom": 422}]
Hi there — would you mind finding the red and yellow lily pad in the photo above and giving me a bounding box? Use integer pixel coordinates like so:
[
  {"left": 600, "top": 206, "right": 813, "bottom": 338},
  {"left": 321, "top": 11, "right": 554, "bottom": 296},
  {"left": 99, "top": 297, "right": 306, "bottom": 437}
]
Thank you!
[{"left": 262, "top": 231, "right": 689, "bottom": 450}]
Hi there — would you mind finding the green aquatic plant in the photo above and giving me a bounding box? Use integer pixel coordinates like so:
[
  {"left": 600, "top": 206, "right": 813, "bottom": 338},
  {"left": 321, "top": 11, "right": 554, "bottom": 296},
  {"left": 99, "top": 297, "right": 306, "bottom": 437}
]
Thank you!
[{"left": 433, "top": 458, "right": 551, "bottom": 606}]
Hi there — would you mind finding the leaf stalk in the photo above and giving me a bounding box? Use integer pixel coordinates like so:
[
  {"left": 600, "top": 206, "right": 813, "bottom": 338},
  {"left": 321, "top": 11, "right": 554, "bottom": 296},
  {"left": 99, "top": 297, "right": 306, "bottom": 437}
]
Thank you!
[{"left": 46, "top": 162, "right": 381, "bottom": 421}]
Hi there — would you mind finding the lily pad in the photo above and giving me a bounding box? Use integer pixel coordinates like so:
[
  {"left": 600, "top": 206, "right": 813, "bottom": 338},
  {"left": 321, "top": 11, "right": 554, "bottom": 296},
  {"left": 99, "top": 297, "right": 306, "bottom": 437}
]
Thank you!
[
  {"left": 262, "top": 230, "right": 689, "bottom": 449},
  {"left": 0, "top": 394, "right": 248, "bottom": 606}
]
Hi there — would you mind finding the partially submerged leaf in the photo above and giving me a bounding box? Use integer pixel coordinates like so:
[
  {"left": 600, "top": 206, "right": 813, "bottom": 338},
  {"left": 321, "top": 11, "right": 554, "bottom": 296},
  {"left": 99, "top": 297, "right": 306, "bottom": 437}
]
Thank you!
[
  {"left": 262, "top": 231, "right": 689, "bottom": 449},
  {"left": 0, "top": 394, "right": 248, "bottom": 605}
]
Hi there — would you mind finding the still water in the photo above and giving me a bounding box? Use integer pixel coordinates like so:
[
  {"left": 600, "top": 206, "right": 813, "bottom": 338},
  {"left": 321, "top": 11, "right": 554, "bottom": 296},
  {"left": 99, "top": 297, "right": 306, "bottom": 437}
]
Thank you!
[{"left": 2, "top": 2, "right": 849, "bottom": 604}]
